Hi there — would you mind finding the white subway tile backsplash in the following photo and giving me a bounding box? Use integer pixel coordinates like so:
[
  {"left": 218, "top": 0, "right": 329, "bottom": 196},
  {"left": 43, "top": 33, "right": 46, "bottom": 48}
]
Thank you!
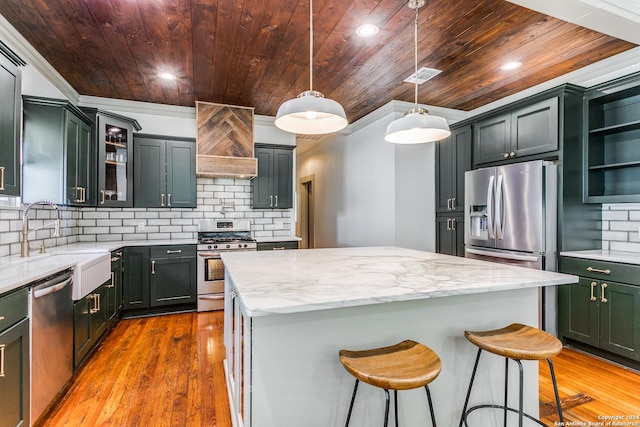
[
  {"left": 602, "top": 203, "right": 640, "bottom": 254},
  {"left": 0, "top": 178, "right": 293, "bottom": 258}
]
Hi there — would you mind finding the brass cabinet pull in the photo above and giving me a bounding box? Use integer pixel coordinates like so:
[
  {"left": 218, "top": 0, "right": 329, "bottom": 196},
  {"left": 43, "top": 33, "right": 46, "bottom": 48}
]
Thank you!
[
  {"left": 451, "top": 218, "right": 457, "bottom": 231},
  {"left": 0, "top": 166, "right": 4, "bottom": 190},
  {"left": 0, "top": 344, "right": 5, "bottom": 377},
  {"left": 0, "top": 316, "right": 5, "bottom": 321},
  {"left": 74, "top": 186, "right": 81, "bottom": 203},
  {"left": 100, "top": 189, "right": 106, "bottom": 205},
  {"left": 272, "top": 247, "right": 286, "bottom": 250},
  {"left": 161, "top": 193, "right": 165, "bottom": 207},
  {"left": 587, "top": 267, "right": 611, "bottom": 275},
  {"left": 89, "top": 293, "right": 100, "bottom": 314},
  {"left": 111, "top": 256, "right": 120, "bottom": 262},
  {"left": 446, "top": 218, "right": 451, "bottom": 231},
  {"left": 116, "top": 252, "right": 122, "bottom": 257},
  {"left": 503, "top": 153, "right": 510, "bottom": 159},
  {"left": 509, "top": 151, "right": 516, "bottom": 158},
  {"left": 269, "top": 195, "right": 273, "bottom": 207},
  {"left": 452, "top": 197, "right": 456, "bottom": 210},
  {"left": 590, "top": 281, "right": 597, "bottom": 301},
  {"left": 601, "top": 283, "right": 608, "bottom": 303},
  {"left": 108, "top": 272, "right": 115, "bottom": 288},
  {"left": 81, "top": 187, "right": 86, "bottom": 203},
  {"left": 275, "top": 195, "right": 278, "bottom": 207},
  {"left": 151, "top": 260, "right": 156, "bottom": 275},
  {"left": 166, "top": 250, "right": 182, "bottom": 254},
  {"left": 168, "top": 193, "right": 172, "bottom": 207}
]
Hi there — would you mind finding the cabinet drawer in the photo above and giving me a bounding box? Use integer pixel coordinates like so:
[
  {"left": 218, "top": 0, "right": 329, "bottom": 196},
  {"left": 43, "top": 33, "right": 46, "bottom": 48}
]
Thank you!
[
  {"left": 559, "top": 256, "right": 639, "bottom": 284},
  {"left": 257, "top": 241, "right": 299, "bottom": 251},
  {"left": 150, "top": 245, "right": 195, "bottom": 258},
  {"left": 0, "top": 287, "right": 28, "bottom": 333}
]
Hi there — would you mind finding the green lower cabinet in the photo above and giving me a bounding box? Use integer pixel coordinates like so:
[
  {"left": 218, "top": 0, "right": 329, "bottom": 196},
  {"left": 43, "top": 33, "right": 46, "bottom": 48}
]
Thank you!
[
  {"left": 150, "top": 256, "right": 196, "bottom": 306},
  {"left": 0, "top": 318, "right": 29, "bottom": 427},
  {"left": 73, "top": 279, "right": 111, "bottom": 369},
  {"left": 435, "top": 215, "right": 464, "bottom": 257},
  {"left": 256, "top": 241, "right": 299, "bottom": 251},
  {"left": 559, "top": 275, "right": 640, "bottom": 362},
  {"left": 123, "top": 245, "right": 196, "bottom": 313}
]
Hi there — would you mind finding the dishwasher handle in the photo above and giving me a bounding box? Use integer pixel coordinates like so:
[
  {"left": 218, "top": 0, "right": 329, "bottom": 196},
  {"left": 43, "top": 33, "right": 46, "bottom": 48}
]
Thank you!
[{"left": 33, "top": 273, "right": 74, "bottom": 299}]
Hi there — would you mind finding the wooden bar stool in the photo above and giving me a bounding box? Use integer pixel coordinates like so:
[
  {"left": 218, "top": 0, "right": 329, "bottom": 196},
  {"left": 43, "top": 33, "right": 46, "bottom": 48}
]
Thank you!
[
  {"left": 339, "top": 340, "right": 442, "bottom": 427},
  {"left": 459, "top": 323, "right": 564, "bottom": 427}
]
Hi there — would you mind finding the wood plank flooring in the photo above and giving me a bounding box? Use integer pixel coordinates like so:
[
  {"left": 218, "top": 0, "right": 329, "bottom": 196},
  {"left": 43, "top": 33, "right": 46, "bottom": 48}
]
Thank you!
[
  {"left": 540, "top": 348, "right": 640, "bottom": 426},
  {"left": 40, "top": 312, "right": 231, "bottom": 427},
  {"left": 40, "top": 312, "right": 640, "bottom": 427}
]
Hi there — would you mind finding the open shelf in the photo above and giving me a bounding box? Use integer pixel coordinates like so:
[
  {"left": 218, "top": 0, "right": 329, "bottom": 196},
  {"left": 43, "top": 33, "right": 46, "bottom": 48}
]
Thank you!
[{"left": 589, "top": 120, "right": 640, "bottom": 135}]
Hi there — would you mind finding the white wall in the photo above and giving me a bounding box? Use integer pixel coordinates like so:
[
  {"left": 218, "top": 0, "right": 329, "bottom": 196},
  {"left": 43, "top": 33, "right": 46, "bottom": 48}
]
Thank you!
[{"left": 297, "top": 112, "right": 437, "bottom": 250}]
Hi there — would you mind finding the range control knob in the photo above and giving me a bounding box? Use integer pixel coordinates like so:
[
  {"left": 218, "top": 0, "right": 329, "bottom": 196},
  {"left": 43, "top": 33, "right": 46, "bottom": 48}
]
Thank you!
[
  {"left": 213, "top": 245, "right": 218, "bottom": 249},
  {"left": 238, "top": 244, "right": 242, "bottom": 248},
  {"left": 226, "top": 244, "right": 230, "bottom": 249},
  {"left": 207, "top": 245, "right": 212, "bottom": 250},
  {"left": 243, "top": 244, "right": 248, "bottom": 248}
]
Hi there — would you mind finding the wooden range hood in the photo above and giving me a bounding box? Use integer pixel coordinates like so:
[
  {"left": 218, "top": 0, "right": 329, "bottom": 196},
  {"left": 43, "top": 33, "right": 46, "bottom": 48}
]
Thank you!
[{"left": 195, "top": 101, "right": 257, "bottom": 178}]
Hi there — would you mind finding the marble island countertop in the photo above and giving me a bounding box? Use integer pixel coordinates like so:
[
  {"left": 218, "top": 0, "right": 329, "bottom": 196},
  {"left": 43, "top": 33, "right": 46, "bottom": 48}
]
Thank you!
[
  {"left": 221, "top": 246, "right": 579, "bottom": 317},
  {"left": 560, "top": 249, "right": 640, "bottom": 266}
]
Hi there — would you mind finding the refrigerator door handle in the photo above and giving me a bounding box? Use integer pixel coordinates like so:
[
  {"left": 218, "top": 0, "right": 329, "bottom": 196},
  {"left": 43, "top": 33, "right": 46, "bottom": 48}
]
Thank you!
[
  {"left": 465, "top": 247, "right": 540, "bottom": 262},
  {"left": 495, "top": 174, "right": 504, "bottom": 240},
  {"left": 487, "top": 175, "right": 495, "bottom": 239}
]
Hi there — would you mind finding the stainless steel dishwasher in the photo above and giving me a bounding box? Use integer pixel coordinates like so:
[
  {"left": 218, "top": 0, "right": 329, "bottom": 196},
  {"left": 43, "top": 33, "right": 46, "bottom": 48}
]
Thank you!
[{"left": 30, "top": 269, "right": 74, "bottom": 422}]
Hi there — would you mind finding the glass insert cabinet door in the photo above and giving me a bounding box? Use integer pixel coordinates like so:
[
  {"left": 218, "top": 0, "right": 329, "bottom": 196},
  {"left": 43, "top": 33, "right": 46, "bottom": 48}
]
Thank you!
[{"left": 98, "top": 115, "right": 133, "bottom": 207}]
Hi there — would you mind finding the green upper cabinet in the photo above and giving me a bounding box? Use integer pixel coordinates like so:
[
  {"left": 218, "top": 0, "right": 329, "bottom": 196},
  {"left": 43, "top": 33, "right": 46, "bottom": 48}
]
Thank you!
[
  {"left": 584, "top": 74, "right": 640, "bottom": 203},
  {"left": 0, "top": 45, "right": 23, "bottom": 197},
  {"left": 133, "top": 134, "right": 196, "bottom": 208},
  {"left": 22, "top": 97, "right": 94, "bottom": 206},
  {"left": 252, "top": 144, "right": 294, "bottom": 209},
  {"left": 82, "top": 108, "right": 141, "bottom": 207},
  {"left": 473, "top": 97, "right": 559, "bottom": 166},
  {"left": 436, "top": 125, "right": 471, "bottom": 213}
]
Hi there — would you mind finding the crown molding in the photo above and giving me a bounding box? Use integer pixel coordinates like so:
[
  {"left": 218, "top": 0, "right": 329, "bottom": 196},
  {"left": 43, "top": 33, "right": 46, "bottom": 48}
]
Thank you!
[{"left": 0, "top": 13, "right": 79, "bottom": 103}]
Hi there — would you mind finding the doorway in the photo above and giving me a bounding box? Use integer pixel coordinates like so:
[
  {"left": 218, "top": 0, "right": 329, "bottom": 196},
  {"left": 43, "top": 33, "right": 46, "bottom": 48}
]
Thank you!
[{"left": 299, "top": 174, "right": 315, "bottom": 249}]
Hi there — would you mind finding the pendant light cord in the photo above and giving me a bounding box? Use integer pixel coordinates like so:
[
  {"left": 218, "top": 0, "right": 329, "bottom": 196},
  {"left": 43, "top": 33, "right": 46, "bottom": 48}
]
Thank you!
[
  {"left": 413, "top": 6, "right": 419, "bottom": 109},
  {"left": 309, "top": 0, "right": 314, "bottom": 92}
]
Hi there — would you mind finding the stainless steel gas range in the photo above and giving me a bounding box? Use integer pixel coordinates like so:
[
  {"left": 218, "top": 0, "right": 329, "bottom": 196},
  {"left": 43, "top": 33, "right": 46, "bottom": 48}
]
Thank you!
[{"left": 196, "top": 219, "right": 257, "bottom": 311}]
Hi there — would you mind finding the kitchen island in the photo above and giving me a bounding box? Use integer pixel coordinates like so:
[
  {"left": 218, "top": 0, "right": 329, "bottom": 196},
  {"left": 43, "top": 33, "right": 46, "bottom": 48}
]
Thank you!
[{"left": 221, "top": 246, "right": 578, "bottom": 427}]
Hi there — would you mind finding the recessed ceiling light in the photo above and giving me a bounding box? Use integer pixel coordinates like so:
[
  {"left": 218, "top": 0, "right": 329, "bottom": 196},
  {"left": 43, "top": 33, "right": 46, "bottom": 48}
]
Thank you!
[
  {"left": 158, "top": 72, "right": 177, "bottom": 80},
  {"left": 500, "top": 61, "right": 522, "bottom": 71},
  {"left": 356, "top": 24, "right": 379, "bottom": 38}
]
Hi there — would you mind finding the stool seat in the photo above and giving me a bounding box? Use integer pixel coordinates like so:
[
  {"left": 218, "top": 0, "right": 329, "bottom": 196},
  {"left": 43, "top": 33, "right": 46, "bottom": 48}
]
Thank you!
[
  {"left": 464, "top": 323, "right": 562, "bottom": 361},
  {"left": 339, "top": 340, "right": 442, "bottom": 391}
]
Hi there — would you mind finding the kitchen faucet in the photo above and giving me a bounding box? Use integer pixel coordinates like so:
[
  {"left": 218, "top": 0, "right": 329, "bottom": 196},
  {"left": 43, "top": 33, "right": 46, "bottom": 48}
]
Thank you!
[{"left": 21, "top": 200, "right": 61, "bottom": 257}]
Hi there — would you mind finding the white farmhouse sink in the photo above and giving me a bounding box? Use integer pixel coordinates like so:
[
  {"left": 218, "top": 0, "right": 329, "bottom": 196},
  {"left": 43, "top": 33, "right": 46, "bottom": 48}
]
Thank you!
[{"left": 70, "top": 253, "right": 111, "bottom": 300}]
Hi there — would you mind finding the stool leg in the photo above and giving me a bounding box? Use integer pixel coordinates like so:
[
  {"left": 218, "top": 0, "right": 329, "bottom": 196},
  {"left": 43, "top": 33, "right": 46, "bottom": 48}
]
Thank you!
[
  {"left": 459, "top": 348, "right": 483, "bottom": 427},
  {"left": 503, "top": 357, "right": 509, "bottom": 427},
  {"left": 384, "top": 389, "right": 391, "bottom": 427},
  {"left": 394, "top": 390, "right": 399, "bottom": 427},
  {"left": 425, "top": 385, "right": 437, "bottom": 427},
  {"left": 345, "top": 379, "right": 359, "bottom": 427},
  {"left": 547, "top": 358, "right": 564, "bottom": 424},
  {"left": 515, "top": 359, "right": 524, "bottom": 427}
]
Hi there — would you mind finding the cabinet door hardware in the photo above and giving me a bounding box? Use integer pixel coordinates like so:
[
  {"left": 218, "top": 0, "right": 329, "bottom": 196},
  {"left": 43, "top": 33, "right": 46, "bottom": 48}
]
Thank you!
[
  {"left": 166, "top": 250, "right": 182, "bottom": 254},
  {"left": 111, "top": 256, "right": 120, "bottom": 262},
  {"left": 151, "top": 260, "right": 156, "bottom": 275},
  {"left": 509, "top": 151, "right": 516, "bottom": 158},
  {"left": 168, "top": 193, "right": 172, "bottom": 207},
  {"left": 275, "top": 195, "right": 278, "bottom": 207},
  {"left": 116, "top": 252, "right": 122, "bottom": 257},
  {"left": 0, "top": 316, "right": 5, "bottom": 321},
  {"left": 82, "top": 187, "right": 86, "bottom": 203},
  {"left": 590, "top": 282, "right": 597, "bottom": 301},
  {"left": 0, "top": 166, "right": 4, "bottom": 190},
  {"left": 272, "top": 247, "right": 286, "bottom": 250},
  {"left": 161, "top": 193, "right": 165, "bottom": 207},
  {"left": 446, "top": 218, "right": 451, "bottom": 231},
  {"left": 269, "top": 195, "right": 273, "bottom": 207},
  {"left": 587, "top": 267, "right": 611, "bottom": 275},
  {"left": 74, "top": 186, "right": 82, "bottom": 203},
  {"left": 451, "top": 218, "right": 457, "bottom": 231},
  {"left": 452, "top": 197, "right": 457, "bottom": 210},
  {"left": 100, "top": 189, "right": 105, "bottom": 205},
  {"left": 108, "top": 272, "right": 115, "bottom": 288},
  {"left": 89, "top": 293, "right": 100, "bottom": 314},
  {"left": 0, "top": 343, "right": 5, "bottom": 377},
  {"left": 601, "top": 283, "right": 608, "bottom": 303},
  {"left": 503, "top": 153, "right": 510, "bottom": 159}
]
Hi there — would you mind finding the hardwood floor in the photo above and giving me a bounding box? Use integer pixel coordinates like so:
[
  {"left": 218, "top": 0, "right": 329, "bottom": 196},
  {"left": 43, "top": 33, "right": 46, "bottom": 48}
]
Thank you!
[
  {"left": 540, "top": 348, "right": 640, "bottom": 426},
  {"left": 40, "top": 312, "right": 231, "bottom": 427},
  {"left": 41, "top": 312, "right": 639, "bottom": 427}
]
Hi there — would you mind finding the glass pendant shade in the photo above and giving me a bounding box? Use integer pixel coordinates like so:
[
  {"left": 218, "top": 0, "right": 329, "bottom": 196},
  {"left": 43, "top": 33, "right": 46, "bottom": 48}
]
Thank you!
[
  {"left": 275, "top": 90, "right": 348, "bottom": 135},
  {"left": 384, "top": 108, "right": 451, "bottom": 144}
]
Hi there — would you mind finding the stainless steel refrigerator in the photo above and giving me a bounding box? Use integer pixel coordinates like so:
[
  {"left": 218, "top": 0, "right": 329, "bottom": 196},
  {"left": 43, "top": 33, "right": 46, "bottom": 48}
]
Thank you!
[{"left": 464, "top": 160, "right": 558, "bottom": 333}]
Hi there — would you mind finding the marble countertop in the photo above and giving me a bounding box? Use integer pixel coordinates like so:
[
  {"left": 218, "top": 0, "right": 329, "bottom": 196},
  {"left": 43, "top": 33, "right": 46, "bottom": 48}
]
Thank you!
[
  {"left": 560, "top": 250, "right": 640, "bottom": 266},
  {"left": 221, "top": 246, "right": 578, "bottom": 317},
  {"left": 0, "top": 239, "right": 196, "bottom": 296}
]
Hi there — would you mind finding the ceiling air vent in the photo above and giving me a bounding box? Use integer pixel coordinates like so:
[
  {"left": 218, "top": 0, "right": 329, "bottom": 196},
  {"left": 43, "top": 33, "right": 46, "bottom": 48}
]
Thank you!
[{"left": 403, "top": 67, "right": 442, "bottom": 84}]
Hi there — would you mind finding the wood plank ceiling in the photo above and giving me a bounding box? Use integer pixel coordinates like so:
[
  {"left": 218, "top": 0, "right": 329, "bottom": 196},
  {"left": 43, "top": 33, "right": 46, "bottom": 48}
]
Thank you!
[{"left": 0, "top": 0, "right": 635, "bottom": 124}]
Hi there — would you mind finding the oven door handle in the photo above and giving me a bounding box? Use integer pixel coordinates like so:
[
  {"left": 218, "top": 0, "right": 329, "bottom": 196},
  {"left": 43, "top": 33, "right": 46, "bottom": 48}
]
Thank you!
[{"left": 199, "top": 253, "right": 221, "bottom": 258}]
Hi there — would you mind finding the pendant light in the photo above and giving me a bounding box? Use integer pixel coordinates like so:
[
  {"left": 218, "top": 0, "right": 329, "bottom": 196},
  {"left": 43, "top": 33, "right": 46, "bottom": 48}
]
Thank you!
[
  {"left": 384, "top": 0, "right": 450, "bottom": 144},
  {"left": 274, "top": 0, "right": 348, "bottom": 135}
]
